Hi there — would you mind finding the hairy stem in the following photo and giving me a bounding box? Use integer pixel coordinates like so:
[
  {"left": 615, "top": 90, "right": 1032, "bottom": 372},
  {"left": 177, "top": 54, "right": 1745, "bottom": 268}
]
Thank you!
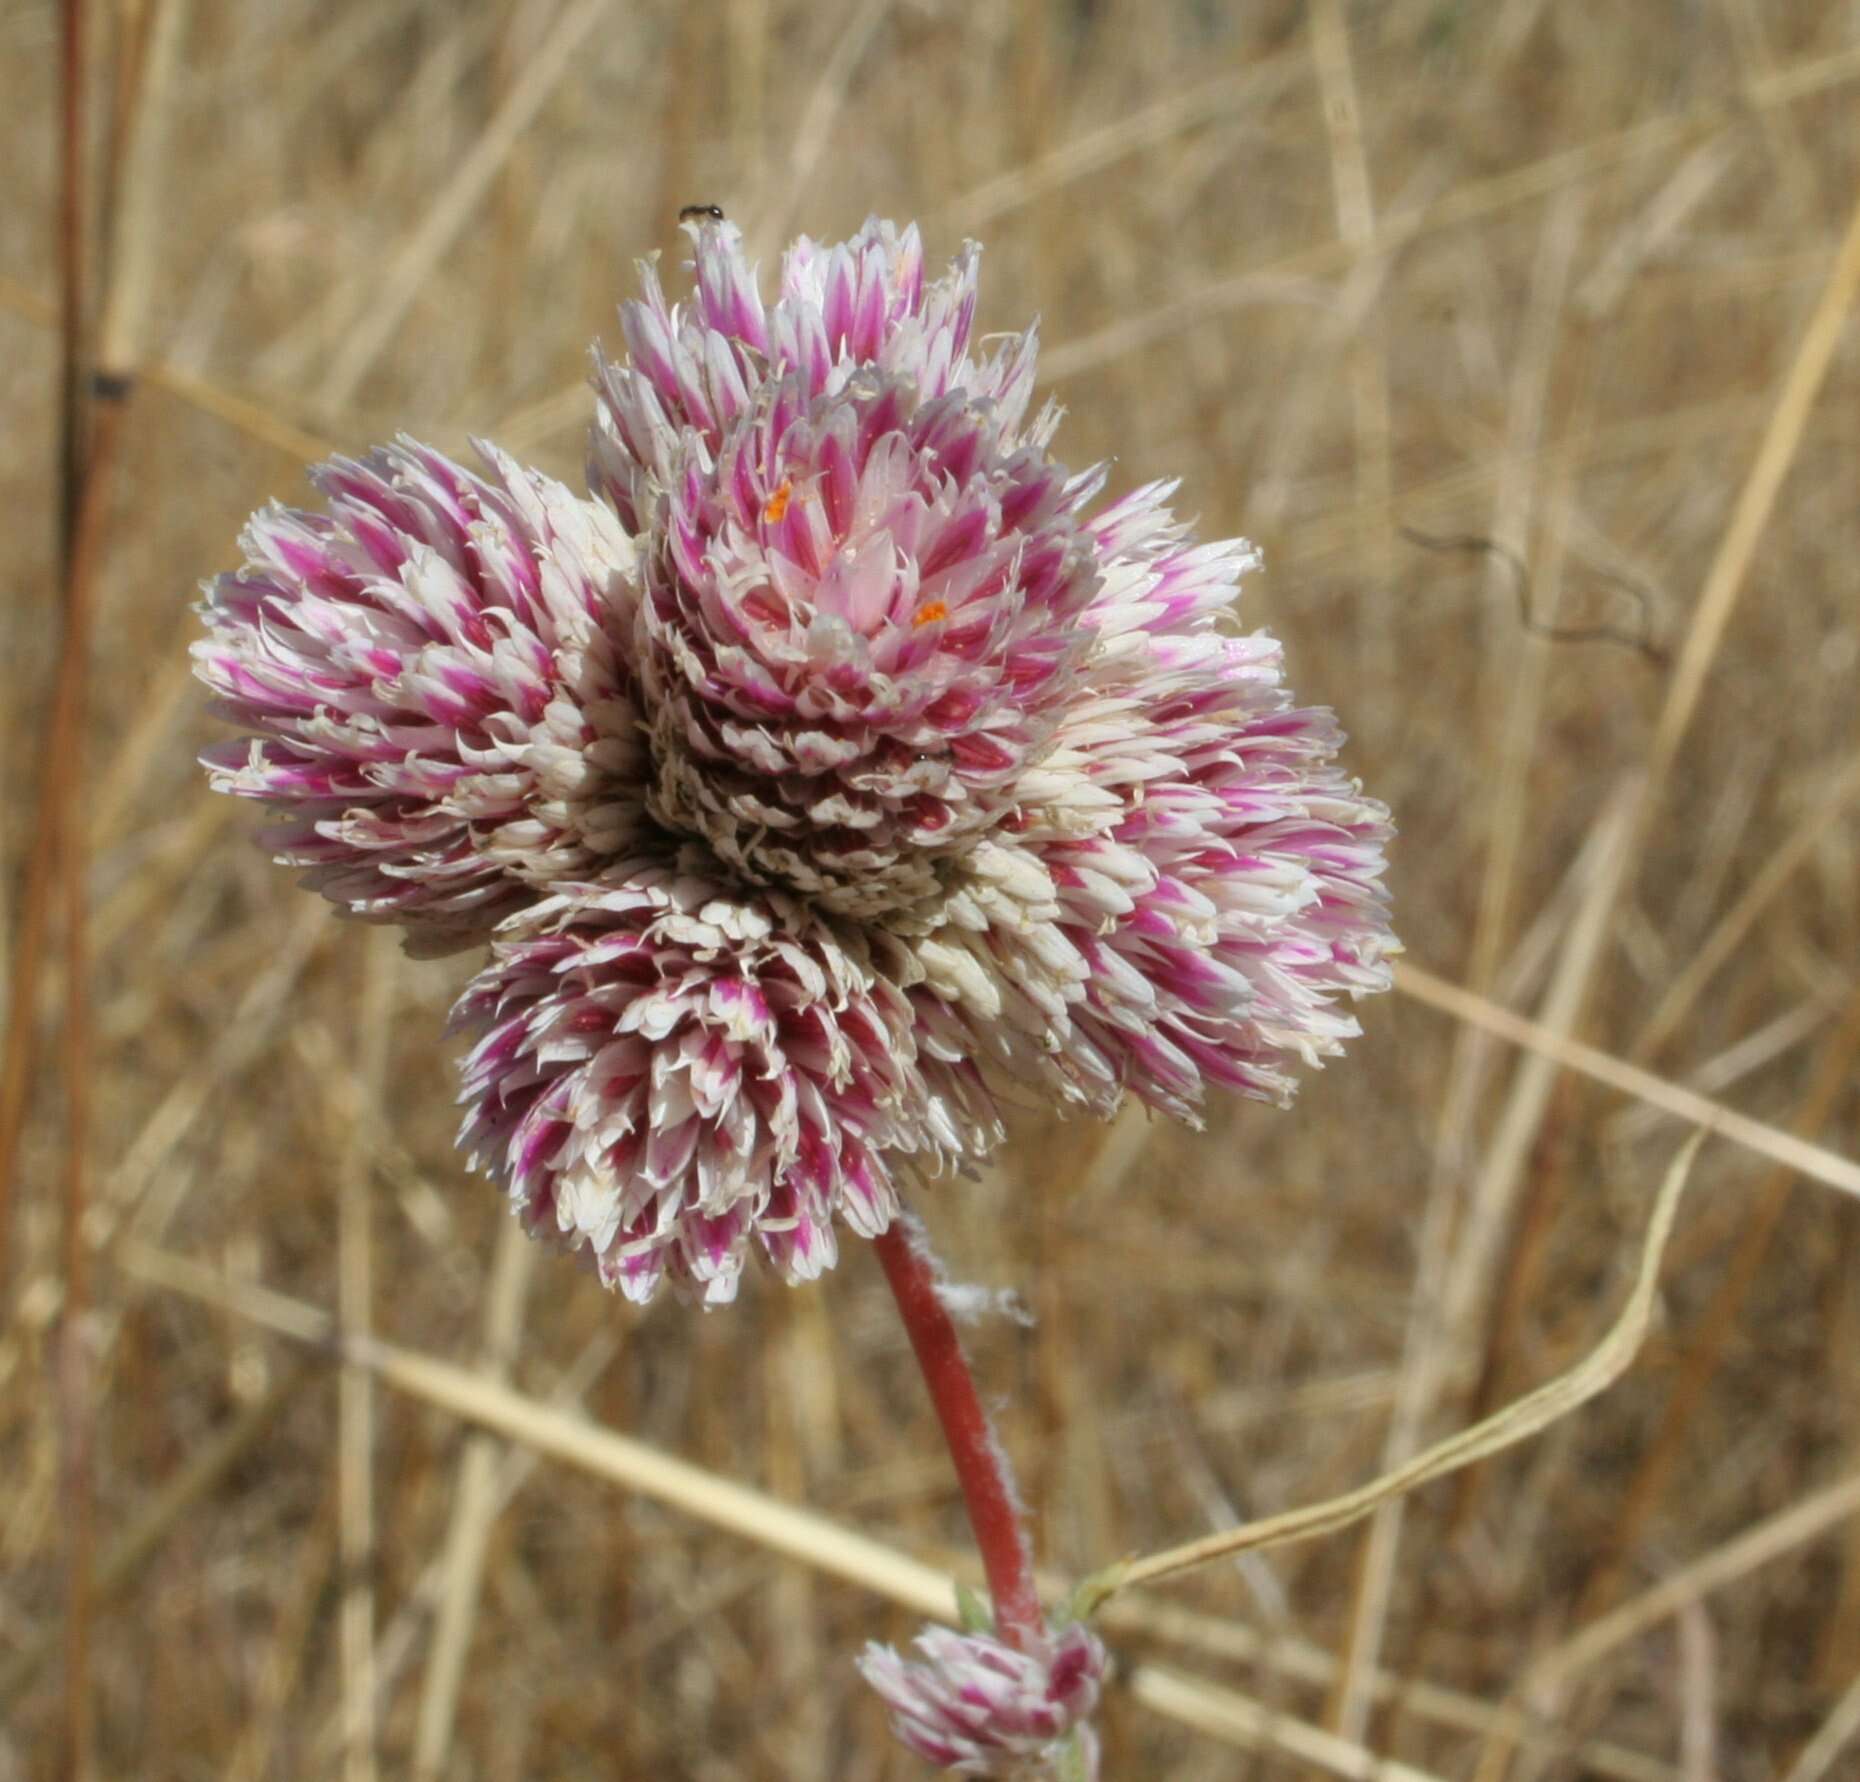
[{"left": 872, "top": 1219, "right": 1043, "bottom": 1648}]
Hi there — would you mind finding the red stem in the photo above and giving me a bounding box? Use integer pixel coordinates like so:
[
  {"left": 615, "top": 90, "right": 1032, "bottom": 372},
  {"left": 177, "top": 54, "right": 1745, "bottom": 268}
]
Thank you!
[{"left": 872, "top": 1220, "right": 1043, "bottom": 1649}]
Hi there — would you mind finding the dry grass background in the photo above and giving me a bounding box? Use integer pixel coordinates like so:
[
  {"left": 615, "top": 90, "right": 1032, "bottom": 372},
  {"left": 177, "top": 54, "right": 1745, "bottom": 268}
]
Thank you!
[{"left": 2, "top": 0, "right": 1859, "bottom": 1776}]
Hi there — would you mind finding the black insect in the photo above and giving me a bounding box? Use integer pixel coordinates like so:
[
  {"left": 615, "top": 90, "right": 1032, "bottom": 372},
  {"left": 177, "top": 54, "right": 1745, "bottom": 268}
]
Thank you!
[{"left": 678, "top": 203, "right": 725, "bottom": 223}]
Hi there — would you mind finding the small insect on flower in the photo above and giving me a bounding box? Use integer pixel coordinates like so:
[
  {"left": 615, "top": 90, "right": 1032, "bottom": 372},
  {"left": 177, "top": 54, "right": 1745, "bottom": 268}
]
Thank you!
[{"left": 678, "top": 202, "right": 725, "bottom": 223}]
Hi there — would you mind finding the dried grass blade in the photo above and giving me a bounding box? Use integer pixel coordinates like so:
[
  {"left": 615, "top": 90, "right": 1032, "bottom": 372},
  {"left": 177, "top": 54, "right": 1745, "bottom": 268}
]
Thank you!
[
  {"left": 1393, "top": 962, "right": 1860, "bottom": 1200},
  {"left": 1088, "top": 1132, "right": 1706, "bottom": 1602}
]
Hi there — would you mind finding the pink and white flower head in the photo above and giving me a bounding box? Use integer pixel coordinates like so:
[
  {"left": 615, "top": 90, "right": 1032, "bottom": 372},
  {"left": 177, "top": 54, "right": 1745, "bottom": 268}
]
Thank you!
[
  {"left": 590, "top": 215, "right": 1042, "bottom": 535},
  {"left": 593, "top": 215, "right": 1082, "bottom": 923},
  {"left": 589, "top": 214, "right": 1395, "bottom": 1131},
  {"left": 451, "top": 855, "right": 978, "bottom": 1306},
  {"left": 194, "top": 438, "right": 647, "bottom": 952},
  {"left": 912, "top": 475, "right": 1395, "bottom": 1121},
  {"left": 858, "top": 1619, "right": 1107, "bottom": 1778},
  {"left": 633, "top": 369, "right": 1104, "bottom": 921},
  {"left": 196, "top": 214, "right": 1395, "bottom": 1305}
]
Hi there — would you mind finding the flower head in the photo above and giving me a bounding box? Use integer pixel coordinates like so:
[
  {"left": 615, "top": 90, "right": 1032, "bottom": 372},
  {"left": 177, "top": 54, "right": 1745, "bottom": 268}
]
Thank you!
[
  {"left": 452, "top": 856, "right": 991, "bottom": 1305},
  {"left": 634, "top": 369, "right": 1103, "bottom": 921},
  {"left": 858, "top": 1620, "right": 1107, "bottom": 1777},
  {"left": 907, "top": 473, "right": 1395, "bottom": 1121},
  {"left": 590, "top": 216, "right": 1041, "bottom": 534},
  {"left": 594, "top": 217, "right": 1086, "bottom": 925},
  {"left": 196, "top": 215, "right": 1395, "bottom": 1305},
  {"left": 587, "top": 218, "right": 1391, "bottom": 1129},
  {"left": 193, "top": 438, "right": 646, "bottom": 950}
]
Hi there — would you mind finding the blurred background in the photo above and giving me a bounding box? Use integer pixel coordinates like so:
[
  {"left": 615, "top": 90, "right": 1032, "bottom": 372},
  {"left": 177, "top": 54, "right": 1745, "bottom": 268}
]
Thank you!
[{"left": 3, "top": 0, "right": 1860, "bottom": 1775}]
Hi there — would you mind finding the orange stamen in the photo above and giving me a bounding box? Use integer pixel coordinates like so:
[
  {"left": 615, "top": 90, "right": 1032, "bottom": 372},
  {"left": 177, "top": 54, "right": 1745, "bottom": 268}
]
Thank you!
[
  {"left": 762, "top": 481, "right": 792, "bottom": 523},
  {"left": 912, "top": 600, "right": 949, "bottom": 629}
]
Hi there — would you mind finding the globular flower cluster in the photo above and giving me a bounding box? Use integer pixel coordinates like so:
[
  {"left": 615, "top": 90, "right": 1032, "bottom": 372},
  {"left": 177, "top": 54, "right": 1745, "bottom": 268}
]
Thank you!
[
  {"left": 196, "top": 441, "right": 648, "bottom": 950},
  {"left": 195, "top": 215, "right": 1395, "bottom": 1307},
  {"left": 858, "top": 1620, "right": 1108, "bottom": 1777}
]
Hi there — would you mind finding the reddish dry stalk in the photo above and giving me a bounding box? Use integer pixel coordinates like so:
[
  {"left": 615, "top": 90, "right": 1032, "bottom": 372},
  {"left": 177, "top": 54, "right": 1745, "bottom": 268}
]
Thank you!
[
  {"left": 0, "top": 835, "right": 51, "bottom": 1288},
  {"left": 50, "top": 362, "right": 128, "bottom": 1782},
  {"left": 56, "top": 1062, "right": 93, "bottom": 1782},
  {"left": 872, "top": 1222, "right": 1044, "bottom": 1649},
  {"left": 56, "top": 0, "right": 88, "bottom": 566},
  {"left": 2, "top": 16, "right": 79, "bottom": 1294},
  {"left": 53, "top": 448, "right": 106, "bottom": 1765},
  {"left": 49, "top": 398, "right": 122, "bottom": 1782},
  {"left": 50, "top": 3, "right": 100, "bottom": 1774}
]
